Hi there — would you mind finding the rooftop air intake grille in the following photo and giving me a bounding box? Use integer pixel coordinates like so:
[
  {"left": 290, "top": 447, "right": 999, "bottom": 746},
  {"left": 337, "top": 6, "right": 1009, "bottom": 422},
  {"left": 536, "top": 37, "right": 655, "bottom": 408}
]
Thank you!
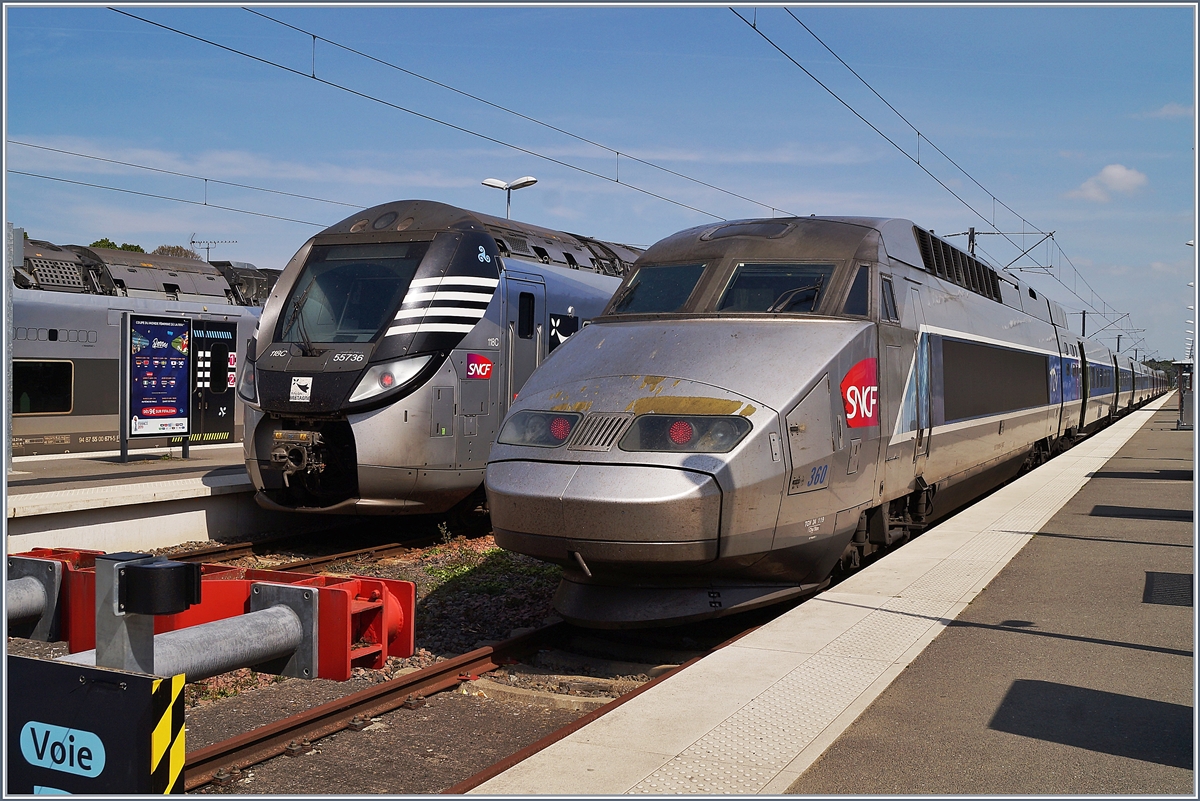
[
  {"left": 912, "top": 228, "right": 1002, "bottom": 303},
  {"left": 568, "top": 412, "right": 633, "bottom": 451},
  {"left": 29, "top": 259, "right": 86, "bottom": 291}
]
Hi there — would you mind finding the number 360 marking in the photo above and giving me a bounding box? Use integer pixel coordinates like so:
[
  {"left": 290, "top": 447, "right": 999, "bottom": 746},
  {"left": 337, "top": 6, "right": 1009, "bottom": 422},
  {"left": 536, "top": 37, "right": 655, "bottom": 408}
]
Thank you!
[{"left": 807, "top": 464, "right": 829, "bottom": 487}]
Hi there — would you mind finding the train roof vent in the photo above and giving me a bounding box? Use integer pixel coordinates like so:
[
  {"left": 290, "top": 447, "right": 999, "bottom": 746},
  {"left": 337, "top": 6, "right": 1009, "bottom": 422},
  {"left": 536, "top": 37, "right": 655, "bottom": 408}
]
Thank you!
[
  {"left": 506, "top": 235, "right": 532, "bottom": 254},
  {"left": 701, "top": 221, "right": 794, "bottom": 241},
  {"left": 28, "top": 258, "right": 87, "bottom": 292},
  {"left": 912, "top": 227, "right": 1002, "bottom": 303},
  {"left": 568, "top": 412, "right": 633, "bottom": 452}
]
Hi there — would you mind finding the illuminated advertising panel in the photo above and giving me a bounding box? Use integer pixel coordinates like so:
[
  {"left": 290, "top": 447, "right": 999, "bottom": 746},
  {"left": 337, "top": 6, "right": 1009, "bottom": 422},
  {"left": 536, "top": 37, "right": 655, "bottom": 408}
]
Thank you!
[{"left": 128, "top": 315, "right": 191, "bottom": 437}]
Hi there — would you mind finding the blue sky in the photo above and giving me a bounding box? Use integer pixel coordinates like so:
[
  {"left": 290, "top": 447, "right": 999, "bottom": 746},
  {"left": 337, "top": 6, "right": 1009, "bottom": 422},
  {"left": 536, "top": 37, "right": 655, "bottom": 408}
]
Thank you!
[{"left": 4, "top": 4, "right": 1195, "bottom": 360}]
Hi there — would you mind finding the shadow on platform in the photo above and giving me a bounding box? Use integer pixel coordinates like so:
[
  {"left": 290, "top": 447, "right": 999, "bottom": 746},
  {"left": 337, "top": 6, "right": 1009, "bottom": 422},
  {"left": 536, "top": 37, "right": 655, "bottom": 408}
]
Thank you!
[{"left": 989, "top": 679, "right": 1193, "bottom": 769}]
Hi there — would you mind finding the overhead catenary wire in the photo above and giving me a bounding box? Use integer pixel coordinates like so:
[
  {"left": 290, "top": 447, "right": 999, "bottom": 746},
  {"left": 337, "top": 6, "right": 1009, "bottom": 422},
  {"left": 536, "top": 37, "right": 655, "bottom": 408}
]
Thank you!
[
  {"left": 789, "top": 8, "right": 1129, "bottom": 328},
  {"left": 108, "top": 7, "right": 728, "bottom": 223},
  {"left": 7, "top": 140, "right": 363, "bottom": 209},
  {"left": 244, "top": 7, "right": 788, "bottom": 219},
  {"left": 8, "top": 170, "right": 328, "bottom": 227},
  {"left": 736, "top": 8, "right": 1134, "bottom": 334}
]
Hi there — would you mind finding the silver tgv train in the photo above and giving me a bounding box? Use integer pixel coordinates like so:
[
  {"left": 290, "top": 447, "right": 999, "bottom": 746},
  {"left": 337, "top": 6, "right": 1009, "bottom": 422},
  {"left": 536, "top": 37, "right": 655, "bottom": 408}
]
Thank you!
[
  {"left": 239, "top": 200, "right": 641, "bottom": 524},
  {"left": 485, "top": 216, "right": 1168, "bottom": 627},
  {"left": 11, "top": 240, "right": 269, "bottom": 456}
]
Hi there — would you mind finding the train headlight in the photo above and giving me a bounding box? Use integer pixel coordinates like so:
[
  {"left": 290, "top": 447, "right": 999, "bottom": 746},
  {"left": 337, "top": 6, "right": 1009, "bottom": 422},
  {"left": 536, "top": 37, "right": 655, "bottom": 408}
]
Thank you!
[
  {"left": 619, "top": 415, "right": 752, "bottom": 453},
  {"left": 348, "top": 355, "right": 432, "bottom": 403},
  {"left": 237, "top": 362, "right": 258, "bottom": 405},
  {"left": 497, "top": 411, "right": 582, "bottom": 448}
]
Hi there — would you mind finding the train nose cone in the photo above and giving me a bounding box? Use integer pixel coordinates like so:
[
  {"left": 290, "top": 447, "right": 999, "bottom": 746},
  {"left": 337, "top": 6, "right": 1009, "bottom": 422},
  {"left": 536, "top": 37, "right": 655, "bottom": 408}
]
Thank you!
[{"left": 487, "top": 461, "right": 721, "bottom": 570}]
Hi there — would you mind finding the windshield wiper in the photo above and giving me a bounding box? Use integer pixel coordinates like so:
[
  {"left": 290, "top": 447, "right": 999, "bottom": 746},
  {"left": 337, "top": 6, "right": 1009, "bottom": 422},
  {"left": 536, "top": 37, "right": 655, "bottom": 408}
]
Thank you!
[
  {"left": 767, "top": 276, "right": 824, "bottom": 313},
  {"left": 609, "top": 278, "right": 641, "bottom": 312},
  {"left": 281, "top": 280, "right": 319, "bottom": 356}
]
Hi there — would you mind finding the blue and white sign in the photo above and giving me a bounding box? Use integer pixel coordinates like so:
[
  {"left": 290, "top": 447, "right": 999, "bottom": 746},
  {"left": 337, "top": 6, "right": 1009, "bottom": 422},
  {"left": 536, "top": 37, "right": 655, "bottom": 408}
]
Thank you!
[
  {"left": 20, "top": 722, "right": 106, "bottom": 778},
  {"left": 128, "top": 315, "right": 191, "bottom": 437}
]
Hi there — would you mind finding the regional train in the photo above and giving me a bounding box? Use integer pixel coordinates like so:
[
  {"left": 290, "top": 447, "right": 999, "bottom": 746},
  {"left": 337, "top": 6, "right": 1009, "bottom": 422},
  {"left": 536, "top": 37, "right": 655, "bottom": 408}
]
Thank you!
[
  {"left": 239, "top": 200, "right": 641, "bottom": 527},
  {"left": 484, "top": 216, "right": 1168, "bottom": 627},
  {"left": 11, "top": 241, "right": 271, "bottom": 456}
]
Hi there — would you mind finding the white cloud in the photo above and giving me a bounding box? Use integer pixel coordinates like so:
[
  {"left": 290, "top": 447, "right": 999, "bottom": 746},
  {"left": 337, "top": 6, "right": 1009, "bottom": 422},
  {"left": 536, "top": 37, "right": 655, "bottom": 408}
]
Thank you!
[
  {"left": 1065, "top": 164, "right": 1147, "bottom": 202},
  {"left": 1139, "top": 102, "right": 1193, "bottom": 119}
]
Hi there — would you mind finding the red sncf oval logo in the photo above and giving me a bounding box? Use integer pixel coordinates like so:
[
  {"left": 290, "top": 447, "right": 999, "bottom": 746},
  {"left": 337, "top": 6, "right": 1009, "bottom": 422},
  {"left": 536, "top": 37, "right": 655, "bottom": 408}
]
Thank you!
[
  {"left": 840, "top": 358, "right": 879, "bottom": 428},
  {"left": 466, "top": 353, "right": 493, "bottom": 379}
]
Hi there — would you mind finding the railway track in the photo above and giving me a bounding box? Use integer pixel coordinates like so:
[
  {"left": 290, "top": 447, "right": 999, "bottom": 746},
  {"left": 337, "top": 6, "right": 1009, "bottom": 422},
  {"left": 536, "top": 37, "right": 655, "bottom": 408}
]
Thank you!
[
  {"left": 183, "top": 617, "right": 761, "bottom": 791},
  {"left": 167, "top": 529, "right": 444, "bottom": 573},
  {"left": 185, "top": 623, "right": 562, "bottom": 790}
]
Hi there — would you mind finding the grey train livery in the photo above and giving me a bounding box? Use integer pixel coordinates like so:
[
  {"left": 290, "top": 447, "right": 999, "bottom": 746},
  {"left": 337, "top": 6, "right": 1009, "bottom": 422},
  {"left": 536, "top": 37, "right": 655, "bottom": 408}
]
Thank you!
[
  {"left": 11, "top": 241, "right": 270, "bottom": 456},
  {"left": 238, "top": 200, "right": 641, "bottom": 523},
  {"left": 484, "top": 216, "right": 1168, "bottom": 627}
]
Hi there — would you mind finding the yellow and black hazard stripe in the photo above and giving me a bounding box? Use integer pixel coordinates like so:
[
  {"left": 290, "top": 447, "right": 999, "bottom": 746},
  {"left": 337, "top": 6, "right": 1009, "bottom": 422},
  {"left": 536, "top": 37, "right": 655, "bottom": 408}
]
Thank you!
[{"left": 150, "top": 674, "right": 186, "bottom": 793}]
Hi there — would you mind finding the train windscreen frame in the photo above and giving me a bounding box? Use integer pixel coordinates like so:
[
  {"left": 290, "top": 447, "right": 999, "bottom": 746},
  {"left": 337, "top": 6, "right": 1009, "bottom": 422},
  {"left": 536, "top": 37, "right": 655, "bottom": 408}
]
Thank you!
[
  {"left": 607, "top": 262, "right": 706, "bottom": 315},
  {"left": 275, "top": 241, "right": 430, "bottom": 344},
  {"left": 717, "top": 262, "right": 838, "bottom": 314}
]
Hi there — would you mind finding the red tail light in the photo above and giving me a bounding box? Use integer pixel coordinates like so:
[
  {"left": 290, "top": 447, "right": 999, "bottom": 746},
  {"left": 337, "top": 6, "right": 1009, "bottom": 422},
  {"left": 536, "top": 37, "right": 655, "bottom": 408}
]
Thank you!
[
  {"left": 550, "top": 417, "right": 573, "bottom": 441},
  {"left": 668, "top": 420, "right": 694, "bottom": 445}
]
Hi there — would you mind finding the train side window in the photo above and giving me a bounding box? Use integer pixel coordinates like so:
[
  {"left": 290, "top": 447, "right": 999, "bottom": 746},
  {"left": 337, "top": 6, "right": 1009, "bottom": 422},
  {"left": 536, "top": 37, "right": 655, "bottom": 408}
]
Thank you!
[
  {"left": 518, "top": 292, "right": 535, "bottom": 339},
  {"left": 13, "top": 360, "right": 73, "bottom": 414},
  {"left": 880, "top": 277, "right": 900, "bottom": 323},
  {"left": 842, "top": 265, "right": 870, "bottom": 317}
]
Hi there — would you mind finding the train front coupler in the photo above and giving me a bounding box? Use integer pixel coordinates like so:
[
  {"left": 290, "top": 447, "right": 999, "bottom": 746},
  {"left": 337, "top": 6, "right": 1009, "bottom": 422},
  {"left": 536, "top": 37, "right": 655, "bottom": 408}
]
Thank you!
[{"left": 269, "top": 429, "right": 326, "bottom": 487}]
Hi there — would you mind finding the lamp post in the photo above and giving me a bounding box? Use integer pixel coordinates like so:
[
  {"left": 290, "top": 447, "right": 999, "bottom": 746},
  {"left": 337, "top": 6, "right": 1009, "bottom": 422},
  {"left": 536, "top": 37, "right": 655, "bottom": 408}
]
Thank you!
[{"left": 482, "top": 176, "right": 538, "bottom": 219}]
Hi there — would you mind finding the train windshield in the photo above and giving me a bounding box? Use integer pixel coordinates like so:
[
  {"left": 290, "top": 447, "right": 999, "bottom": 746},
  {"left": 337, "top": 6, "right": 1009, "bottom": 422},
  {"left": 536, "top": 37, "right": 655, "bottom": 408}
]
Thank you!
[
  {"left": 608, "top": 263, "right": 706, "bottom": 314},
  {"left": 276, "top": 241, "right": 430, "bottom": 344},
  {"left": 717, "top": 262, "right": 837, "bottom": 313}
]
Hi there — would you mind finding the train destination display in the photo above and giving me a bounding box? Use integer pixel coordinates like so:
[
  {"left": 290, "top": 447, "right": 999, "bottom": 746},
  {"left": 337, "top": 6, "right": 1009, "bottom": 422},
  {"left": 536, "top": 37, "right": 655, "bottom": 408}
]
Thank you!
[{"left": 128, "top": 314, "right": 191, "bottom": 437}]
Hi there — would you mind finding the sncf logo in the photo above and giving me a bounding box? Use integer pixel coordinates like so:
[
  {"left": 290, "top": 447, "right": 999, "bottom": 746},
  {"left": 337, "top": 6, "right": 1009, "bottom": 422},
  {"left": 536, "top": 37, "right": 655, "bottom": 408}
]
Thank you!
[
  {"left": 466, "top": 353, "right": 494, "bottom": 379},
  {"left": 841, "top": 358, "right": 879, "bottom": 428}
]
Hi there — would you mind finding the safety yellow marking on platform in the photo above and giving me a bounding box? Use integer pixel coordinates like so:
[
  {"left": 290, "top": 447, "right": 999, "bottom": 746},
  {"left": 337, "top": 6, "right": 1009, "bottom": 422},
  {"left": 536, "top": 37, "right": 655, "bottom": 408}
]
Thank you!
[{"left": 150, "top": 674, "right": 185, "bottom": 793}]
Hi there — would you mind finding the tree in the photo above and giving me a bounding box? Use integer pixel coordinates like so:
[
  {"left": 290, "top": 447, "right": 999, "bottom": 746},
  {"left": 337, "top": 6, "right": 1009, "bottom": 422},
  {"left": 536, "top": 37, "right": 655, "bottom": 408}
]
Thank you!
[
  {"left": 89, "top": 238, "right": 145, "bottom": 252},
  {"left": 152, "top": 244, "right": 201, "bottom": 259}
]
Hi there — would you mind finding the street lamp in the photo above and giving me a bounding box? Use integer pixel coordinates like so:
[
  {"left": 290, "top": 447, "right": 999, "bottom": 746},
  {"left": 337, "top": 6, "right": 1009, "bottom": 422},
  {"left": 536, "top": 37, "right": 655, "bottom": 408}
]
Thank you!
[{"left": 482, "top": 176, "right": 538, "bottom": 219}]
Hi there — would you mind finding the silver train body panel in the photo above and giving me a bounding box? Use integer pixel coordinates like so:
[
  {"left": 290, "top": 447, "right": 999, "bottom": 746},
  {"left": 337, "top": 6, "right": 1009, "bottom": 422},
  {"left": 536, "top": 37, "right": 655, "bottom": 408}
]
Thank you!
[
  {"left": 241, "top": 200, "right": 639, "bottom": 516},
  {"left": 11, "top": 241, "right": 265, "bottom": 456},
  {"left": 485, "top": 216, "right": 1167, "bottom": 626}
]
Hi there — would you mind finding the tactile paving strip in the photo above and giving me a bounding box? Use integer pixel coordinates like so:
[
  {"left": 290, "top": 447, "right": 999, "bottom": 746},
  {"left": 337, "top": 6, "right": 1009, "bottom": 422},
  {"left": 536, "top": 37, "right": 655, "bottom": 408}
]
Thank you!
[
  {"left": 819, "top": 596, "right": 954, "bottom": 662},
  {"left": 630, "top": 653, "right": 888, "bottom": 794},
  {"left": 898, "top": 558, "right": 998, "bottom": 603},
  {"left": 947, "top": 529, "right": 1030, "bottom": 563}
]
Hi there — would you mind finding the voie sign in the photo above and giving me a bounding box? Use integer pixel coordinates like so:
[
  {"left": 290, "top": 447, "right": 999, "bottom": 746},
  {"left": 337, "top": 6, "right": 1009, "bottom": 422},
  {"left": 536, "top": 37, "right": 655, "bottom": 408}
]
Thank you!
[{"left": 128, "top": 315, "right": 191, "bottom": 437}]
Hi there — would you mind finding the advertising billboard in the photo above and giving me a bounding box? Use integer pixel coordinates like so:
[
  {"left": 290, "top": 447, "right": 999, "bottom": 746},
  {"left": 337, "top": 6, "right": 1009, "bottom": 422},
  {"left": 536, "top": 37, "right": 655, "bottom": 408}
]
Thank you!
[{"left": 128, "top": 315, "right": 191, "bottom": 437}]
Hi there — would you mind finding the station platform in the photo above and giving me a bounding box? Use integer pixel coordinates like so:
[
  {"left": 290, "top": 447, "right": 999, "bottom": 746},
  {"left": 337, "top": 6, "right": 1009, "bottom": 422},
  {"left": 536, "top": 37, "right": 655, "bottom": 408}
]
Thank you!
[
  {"left": 472, "top": 394, "right": 1193, "bottom": 795},
  {"left": 5, "top": 444, "right": 328, "bottom": 553}
]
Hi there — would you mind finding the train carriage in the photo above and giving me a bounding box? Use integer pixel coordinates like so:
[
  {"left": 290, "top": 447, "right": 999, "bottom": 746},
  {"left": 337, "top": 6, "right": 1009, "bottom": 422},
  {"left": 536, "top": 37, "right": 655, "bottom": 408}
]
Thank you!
[
  {"left": 11, "top": 241, "right": 267, "bottom": 456},
  {"left": 238, "top": 200, "right": 641, "bottom": 522},
  {"left": 484, "top": 216, "right": 1168, "bottom": 627}
]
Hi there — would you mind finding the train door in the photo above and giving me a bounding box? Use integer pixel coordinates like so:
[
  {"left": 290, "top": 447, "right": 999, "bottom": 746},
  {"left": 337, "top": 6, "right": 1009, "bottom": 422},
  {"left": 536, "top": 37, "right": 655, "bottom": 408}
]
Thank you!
[
  {"left": 909, "top": 288, "right": 931, "bottom": 477},
  {"left": 192, "top": 322, "right": 238, "bottom": 444},
  {"left": 1077, "top": 341, "right": 1089, "bottom": 429},
  {"left": 503, "top": 277, "right": 546, "bottom": 410},
  {"left": 878, "top": 275, "right": 918, "bottom": 500}
]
